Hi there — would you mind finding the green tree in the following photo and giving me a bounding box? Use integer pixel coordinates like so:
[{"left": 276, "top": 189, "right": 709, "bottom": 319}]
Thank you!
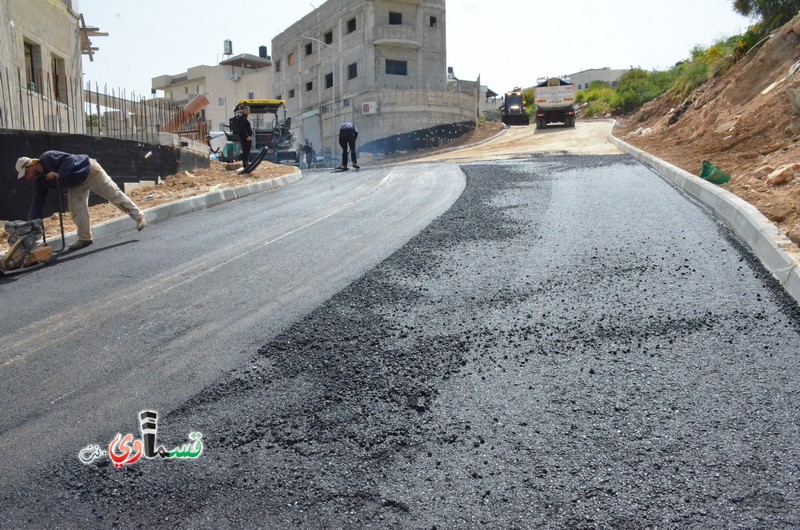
[{"left": 733, "top": 0, "right": 800, "bottom": 32}]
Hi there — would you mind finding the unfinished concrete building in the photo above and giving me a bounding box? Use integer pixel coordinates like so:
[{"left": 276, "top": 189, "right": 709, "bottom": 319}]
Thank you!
[
  {"left": 0, "top": 0, "right": 99, "bottom": 133},
  {"left": 272, "top": 0, "right": 476, "bottom": 160}
]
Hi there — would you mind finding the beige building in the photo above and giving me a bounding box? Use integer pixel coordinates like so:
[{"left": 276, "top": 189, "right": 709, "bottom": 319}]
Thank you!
[
  {"left": 568, "top": 68, "right": 629, "bottom": 91},
  {"left": 151, "top": 49, "right": 274, "bottom": 136},
  {"left": 272, "top": 0, "right": 475, "bottom": 158},
  {"left": 0, "top": 0, "right": 97, "bottom": 132}
]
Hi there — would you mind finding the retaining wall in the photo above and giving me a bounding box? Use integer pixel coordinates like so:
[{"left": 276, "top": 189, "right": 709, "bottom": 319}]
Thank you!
[{"left": 0, "top": 130, "right": 209, "bottom": 221}]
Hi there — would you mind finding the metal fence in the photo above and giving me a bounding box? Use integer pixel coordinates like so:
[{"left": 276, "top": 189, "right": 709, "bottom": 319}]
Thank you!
[{"left": 0, "top": 66, "right": 209, "bottom": 144}]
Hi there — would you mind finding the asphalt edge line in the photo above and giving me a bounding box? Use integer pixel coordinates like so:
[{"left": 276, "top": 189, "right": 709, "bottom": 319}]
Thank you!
[
  {"left": 608, "top": 132, "right": 800, "bottom": 305},
  {"left": 1, "top": 169, "right": 303, "bottom": 257}
]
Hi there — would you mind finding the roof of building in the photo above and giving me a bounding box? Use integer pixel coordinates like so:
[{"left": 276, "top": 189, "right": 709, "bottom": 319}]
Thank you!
[{"left": 219, "top": 53, "right": 271, "bottom": 69}]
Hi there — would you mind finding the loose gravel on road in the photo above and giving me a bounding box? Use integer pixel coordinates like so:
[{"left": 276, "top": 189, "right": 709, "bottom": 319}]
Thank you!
[{"left": 8, "top": 154, "right": 800, "bottom": 529}]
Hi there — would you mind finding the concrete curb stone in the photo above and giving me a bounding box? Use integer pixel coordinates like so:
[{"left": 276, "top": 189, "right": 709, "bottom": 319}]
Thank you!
[{"left": 608, "top": 132, "right": 800, "bottom": 305}]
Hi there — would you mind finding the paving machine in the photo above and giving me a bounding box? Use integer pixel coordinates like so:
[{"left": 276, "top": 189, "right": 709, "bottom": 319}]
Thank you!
[{"left": 223, "top": 99, "right": 299, "bottom": 165}]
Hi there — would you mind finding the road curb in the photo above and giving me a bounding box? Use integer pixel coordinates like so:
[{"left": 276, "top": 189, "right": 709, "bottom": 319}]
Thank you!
[
  {"left": 608, "top": 132, "right": 800, "bottom": 305},
  {"left": 51, "top": 169, "right": 303, "bottom": 247}
]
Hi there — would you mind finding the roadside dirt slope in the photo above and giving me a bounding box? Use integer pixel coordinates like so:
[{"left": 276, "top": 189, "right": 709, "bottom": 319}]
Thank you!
[{"left": 616, "top": 15, "right": 800, "bottom": 244}]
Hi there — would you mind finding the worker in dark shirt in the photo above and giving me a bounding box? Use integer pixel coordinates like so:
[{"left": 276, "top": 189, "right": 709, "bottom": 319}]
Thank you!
[
  {"left": 237, "top": 105, "right": 253, "bottom": 168},
  {"left": 337, "top": 122, "right": 360, "bottom": 170},
  {"left": 16, "top": 151, "right": 146, "bottom": 250}
]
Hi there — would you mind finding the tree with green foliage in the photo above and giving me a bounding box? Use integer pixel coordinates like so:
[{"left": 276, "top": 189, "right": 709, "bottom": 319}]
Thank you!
[
  {"left": 523, "top": 88, "right": 536, "bottom": 115},
  {"left": 733, "top": 0, "right": 800, "bottom": 32}
]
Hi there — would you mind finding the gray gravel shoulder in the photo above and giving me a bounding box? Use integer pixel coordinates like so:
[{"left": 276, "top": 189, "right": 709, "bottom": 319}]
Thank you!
[{"left": 6, "top": 154, "right": 800, "bottom": 529}]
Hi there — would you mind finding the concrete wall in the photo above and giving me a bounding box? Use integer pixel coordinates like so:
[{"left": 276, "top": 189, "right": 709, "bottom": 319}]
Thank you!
[{"left": 0, "top": 130, "right": 209, "bottom": 221}]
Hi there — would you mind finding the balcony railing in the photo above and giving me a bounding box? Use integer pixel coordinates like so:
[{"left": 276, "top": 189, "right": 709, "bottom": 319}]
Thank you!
[{"left": 373, "top": 26, "right": 421, "bottom": 48}]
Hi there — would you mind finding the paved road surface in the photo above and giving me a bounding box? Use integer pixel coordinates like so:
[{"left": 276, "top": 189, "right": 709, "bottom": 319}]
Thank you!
[
  {"left": 2, "top": 125, "right": 800, "bottom": 528},
  {"left": 0, "top": 163, "right": 464, "bottom": 487}
]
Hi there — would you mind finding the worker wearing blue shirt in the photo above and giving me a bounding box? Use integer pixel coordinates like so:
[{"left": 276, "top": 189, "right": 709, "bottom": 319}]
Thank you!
[{"left": 16, "top": 150, "right": 146, "bottom": 250}]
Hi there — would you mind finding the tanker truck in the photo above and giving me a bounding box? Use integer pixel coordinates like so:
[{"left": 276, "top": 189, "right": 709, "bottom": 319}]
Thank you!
[{"left": 534, "top": 77, "right": 576, "bottom": 129}]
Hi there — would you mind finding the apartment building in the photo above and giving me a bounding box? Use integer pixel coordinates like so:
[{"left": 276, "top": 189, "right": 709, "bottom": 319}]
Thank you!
[
  {"left": 151, "top": 48, "right": 274, "bottom": 135},
  {"left": 0, "top": 0, "right": 95, "bottom": 132},
  {"left": 272, "top": 0, "right": 475, "bottom": 158}
]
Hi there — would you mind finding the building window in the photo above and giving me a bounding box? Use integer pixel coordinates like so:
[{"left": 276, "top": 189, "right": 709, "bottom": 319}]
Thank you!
[
  {"left": 248, "top": 91, "right": 255, "bottom": 99},
  {"left": 184, "top": 87, "right": 189, "bottom": 94},
  {"left": 347, "top": 18, "right": 356, "bottom": 33},
  {"left": 343, "top": 98, "right": 351, "bottom": 107},
  {"left": 306, "top": 81, "right": 313, "bottom": 92},
  {"left": 51, "top": 55, "right": 67, "bottom": 103},
  {"left": 23, "top": 40, "right": 42, "bottom": 92},
  {"left": 305, "top": 42, "right": 313, "bottom": 56},
  {"left": 324, "top": 31, "right": 333, "bottom": 45},
  {"left": 288, "top": 89, "right": 295, "bottom": 99},
  {"left": 217, "top": 97, "right": 225, "bottom": 107},
  {"left": 430, "top": 16, "right": 438, "bottom": 27},
  {"left": 276, "top": 60, "right": 282, "bottom": 72},
  {"left": 386, "top": 59, "right": 408, "bottom": 76},
  {"left": 389, "top": 12, "right": 402, "bottom": 25},
  {"left": 276, "top": 94, "right": 282, "bottom": 100},
  {"left": 288, "top": 53, "right": 295, "bottom": 66},
  {"left": 348, "top": 62, "right": 358, "bottom": 80},
  {"left": 325, "top": 72, "right": 333, "bottom": 89}
]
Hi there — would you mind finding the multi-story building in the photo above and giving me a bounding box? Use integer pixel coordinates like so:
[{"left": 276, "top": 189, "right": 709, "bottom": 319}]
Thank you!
[
  {"left": 151, "top": 47, "right": 274, "bottom": 136},
  {"left": 272, "top": 0, "right": 476, "bottom": 159},
  {"left": 0, "top": 0, "right": 97, "bottom": 133}
]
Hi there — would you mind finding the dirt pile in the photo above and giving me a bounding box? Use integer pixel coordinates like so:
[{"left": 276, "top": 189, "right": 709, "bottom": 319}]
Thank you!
[{"left": 616, "top": 15, "right": 800, "bottom": 244}]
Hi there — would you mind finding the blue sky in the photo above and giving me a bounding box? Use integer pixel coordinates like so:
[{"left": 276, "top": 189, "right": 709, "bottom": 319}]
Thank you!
[{"left": 78, "top": 0, "right": 752, "bottom": 96}]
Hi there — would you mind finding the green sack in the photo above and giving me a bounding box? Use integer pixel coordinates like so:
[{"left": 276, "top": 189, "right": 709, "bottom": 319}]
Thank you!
[{"left": 700, "top": 160, "right": 731, "bottom": 185}]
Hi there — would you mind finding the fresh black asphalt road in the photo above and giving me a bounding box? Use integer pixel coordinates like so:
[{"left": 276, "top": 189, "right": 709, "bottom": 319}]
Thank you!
[{"left": 2, "top": 155, "right": 800, "bottom": 529}]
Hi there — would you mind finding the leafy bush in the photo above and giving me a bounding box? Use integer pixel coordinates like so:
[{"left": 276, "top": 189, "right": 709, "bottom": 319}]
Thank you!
[
  {"left": 523, "top": 88, "right": 536, "bottom": 115},
  {"left": 615, "top": 69, "right": 667, "bottom": 112},
  {"left": 584, "top": 101, "right": 612, "bottom": 117}
]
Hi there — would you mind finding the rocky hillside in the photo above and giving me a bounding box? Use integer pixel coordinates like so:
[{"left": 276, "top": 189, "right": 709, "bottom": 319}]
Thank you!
[{"left": 616, "top": 15, "right": 800, "bottom": 244}]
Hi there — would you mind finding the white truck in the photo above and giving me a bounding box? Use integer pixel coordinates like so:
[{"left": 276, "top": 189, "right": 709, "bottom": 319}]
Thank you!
[{"left": 534, "top": 77, "right": 576, "bottom": 129}]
